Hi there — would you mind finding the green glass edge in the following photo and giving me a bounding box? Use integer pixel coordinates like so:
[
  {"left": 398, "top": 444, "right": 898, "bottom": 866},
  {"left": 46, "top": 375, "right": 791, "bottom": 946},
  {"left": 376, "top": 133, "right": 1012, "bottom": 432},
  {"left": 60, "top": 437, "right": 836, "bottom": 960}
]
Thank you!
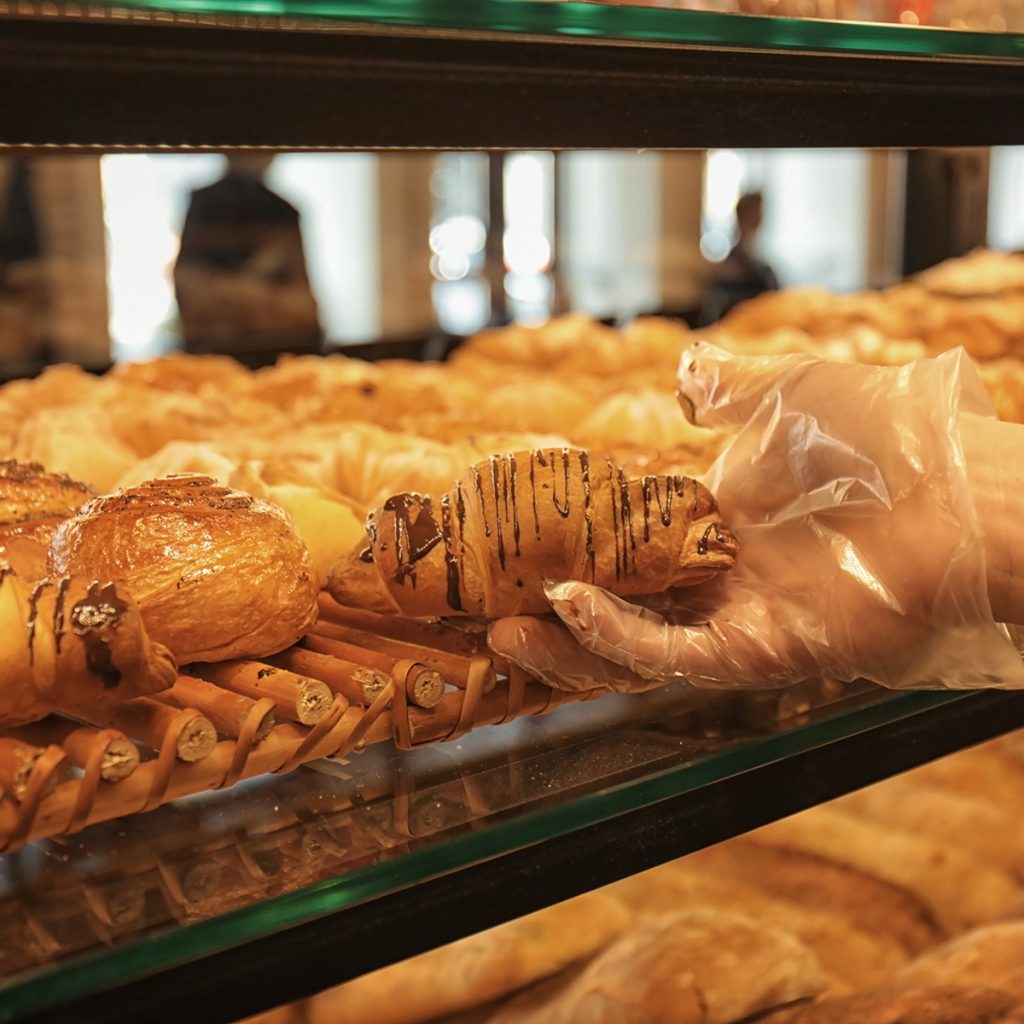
[
  {"left": 0, "top": 687, "right": 964, "bottom": 1021},
  {"left": 79, "top": 0, "right": 1024, "bottom": 60}
]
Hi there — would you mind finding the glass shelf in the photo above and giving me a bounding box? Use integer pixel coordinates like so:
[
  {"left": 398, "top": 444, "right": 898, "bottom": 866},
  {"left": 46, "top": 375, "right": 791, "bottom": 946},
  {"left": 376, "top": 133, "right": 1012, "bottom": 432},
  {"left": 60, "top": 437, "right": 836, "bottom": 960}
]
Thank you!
[
  {"left": 2, "top": 680, "right": 1024, "bottom": 1023},
  {"left": 50, "top": 0, "right": 1024, "bottom": 61}
]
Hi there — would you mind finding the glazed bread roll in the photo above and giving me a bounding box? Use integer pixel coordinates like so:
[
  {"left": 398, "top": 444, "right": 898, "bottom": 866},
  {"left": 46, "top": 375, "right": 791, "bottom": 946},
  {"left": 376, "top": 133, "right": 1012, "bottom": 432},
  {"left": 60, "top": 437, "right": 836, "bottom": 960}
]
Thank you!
[
  {"left": 114, "top": 443, "right": 365, "bottom": 587},
  {"left": 0, "top": 461, "right": 93, "bottom": 579},
  {"left": 49, "top": 476, "right": 318, "bottom": 663},
  {"left": 329, "top": 448, "right": 737, "bottom": 618},
  {"left": 0, "top": 571, "right": 176, "bottom": 725}
]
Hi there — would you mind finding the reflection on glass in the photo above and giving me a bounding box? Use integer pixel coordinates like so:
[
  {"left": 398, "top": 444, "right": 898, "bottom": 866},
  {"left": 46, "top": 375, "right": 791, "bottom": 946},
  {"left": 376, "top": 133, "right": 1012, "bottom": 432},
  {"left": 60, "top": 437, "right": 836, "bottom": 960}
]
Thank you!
[{"left": 0, "top": 676, "right": 953, "bottom": 1021}]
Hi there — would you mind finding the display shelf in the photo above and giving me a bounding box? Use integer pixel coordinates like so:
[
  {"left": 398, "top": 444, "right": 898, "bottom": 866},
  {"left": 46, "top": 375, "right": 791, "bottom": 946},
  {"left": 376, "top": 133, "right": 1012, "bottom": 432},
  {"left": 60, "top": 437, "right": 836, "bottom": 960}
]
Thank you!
[
  {"left": 2, "top": 681, "right": 1024, "bottom": 1024},
  {"left": 1, "top": 2, "right": 1024, "bottom": 149},
  {"left": 13, "top": 0, "right": 1024, "bottom": 59}
]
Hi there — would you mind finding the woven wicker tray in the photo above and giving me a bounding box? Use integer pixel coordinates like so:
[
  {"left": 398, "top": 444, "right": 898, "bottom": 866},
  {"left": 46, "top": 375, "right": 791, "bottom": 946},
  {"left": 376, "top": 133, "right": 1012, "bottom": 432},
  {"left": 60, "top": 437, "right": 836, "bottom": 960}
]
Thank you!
[{"left": 0, "top": 594, "right": 603, "bottom": 852}]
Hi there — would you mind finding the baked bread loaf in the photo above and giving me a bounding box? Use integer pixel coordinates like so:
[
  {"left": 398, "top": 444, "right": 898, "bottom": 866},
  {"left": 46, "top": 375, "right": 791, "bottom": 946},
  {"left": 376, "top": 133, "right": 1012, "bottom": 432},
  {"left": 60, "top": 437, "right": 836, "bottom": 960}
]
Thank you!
[
  {"left": 48, "top": 475, "right": 318, "bottom": 663},
  {"left": 304, "top": 892, "right": 630, "bottom": 1024},
  {"left": 896, "top": 922, "right": 1024, "bottom": 1000},
  {"left": 834, "top": 775, "right": 1024, "bottom": 882},
  {"left": 488, "top": 907, "right": 828, "bottom": 1024},
  {"left": 329, "top": 448, "right": 737, "bottom": 618},
  {"left": 0, "top": 571, "right": 176, "bottom": 725},
  {"left": 757, "top": 983, "right": 1024, "bottom": 1024},
  {"left": 749, "top": 806, "right": 1021, "bottom": 933},
  {"left": 0, "top": 461, "right": 93, "bottom": 579},
  {"left": 608, "top": 862, "right": 907, "bottom": 990},
  {"left": 685, "top": 838, "right": 945, "bottom": 954}
]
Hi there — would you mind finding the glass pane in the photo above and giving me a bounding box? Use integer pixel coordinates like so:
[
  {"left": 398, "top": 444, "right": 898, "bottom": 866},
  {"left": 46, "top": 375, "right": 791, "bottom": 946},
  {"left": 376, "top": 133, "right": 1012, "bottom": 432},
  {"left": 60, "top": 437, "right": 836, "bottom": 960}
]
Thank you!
[
  {"left": 0, "top": 683, "right": 964, "bottom": 1018},
  {"left": 76, "top": 0, "right": 1024, "bottom": 59}
]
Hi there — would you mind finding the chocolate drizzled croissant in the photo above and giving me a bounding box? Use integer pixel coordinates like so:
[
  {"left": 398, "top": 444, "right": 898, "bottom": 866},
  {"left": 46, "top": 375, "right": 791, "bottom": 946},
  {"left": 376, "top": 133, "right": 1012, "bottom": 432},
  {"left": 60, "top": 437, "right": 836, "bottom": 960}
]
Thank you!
[
  {"left": 0, "top": 569, "right": 177, "bottom": 726},
  {"left": 328, "top": 448, "right": 738, "bottom": 618}
]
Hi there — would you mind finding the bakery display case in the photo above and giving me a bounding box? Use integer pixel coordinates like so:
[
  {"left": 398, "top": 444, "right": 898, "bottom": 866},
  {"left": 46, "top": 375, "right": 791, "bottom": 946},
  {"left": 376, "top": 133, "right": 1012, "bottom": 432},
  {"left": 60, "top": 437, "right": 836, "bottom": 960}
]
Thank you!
[{"left": 2, "top": 2, "right": 1024, "bottom": 1022}]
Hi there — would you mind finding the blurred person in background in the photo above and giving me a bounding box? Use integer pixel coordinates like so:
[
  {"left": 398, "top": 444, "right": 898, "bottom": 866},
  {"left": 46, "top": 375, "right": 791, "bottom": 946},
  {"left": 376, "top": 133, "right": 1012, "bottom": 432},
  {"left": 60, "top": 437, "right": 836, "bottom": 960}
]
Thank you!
[
  {"left": 173, "top": 154, "right": 322, "bottom": 365},
  {"left": 702, "top": 190, "right": 779, "bottom": 324}
]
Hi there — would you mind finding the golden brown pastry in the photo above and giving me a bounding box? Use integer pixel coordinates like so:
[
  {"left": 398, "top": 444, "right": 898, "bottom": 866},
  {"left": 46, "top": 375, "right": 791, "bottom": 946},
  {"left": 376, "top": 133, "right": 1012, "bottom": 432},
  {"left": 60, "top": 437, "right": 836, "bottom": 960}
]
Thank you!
[
  {"left": 572, "top": 389, "right": 721, "bottom": 454},
  {"left": 328, "top": 448, "right": 737, "bottom": 618},
  {"left": 685, "top": 838, "right": 945, "bottom": 955},
  {"left": 908, "top": 743, "right": 1024, "bottom": 813},
  {"left": 489, "top": 908, "right": 828, "bottom": 1024},
  {"left": 0, "top": 461, "right": 93, "bottom": 579},
  {"left": 0, "top": 571, "right": 176, "bottom": 726},
  {"left": 757, "top": 984, "right": 1023, "bottom": 1024},
  {"left": 608, "top": 862, "right": 907, "bottom": 990},
  {"left": 304, "top": 892, "right": 630, "bottom": 1024},
  {"left": 978, "top": 358, "right": 1024, "bottom": 423},
  {"left": 114, "top": 443, "right": 365, "bottom": 588},
  {"left": 48, "top": 476, "right": 318, "bottom": 663},
  {"left": 11, "top": 405, "right": 138, "bottom": 493},
  {"left": 749, "top": 806, "right": 1020, "bottom": 933},
  {"left": 108, "top": 352, "right": 251, "bottom": 393},
  {"left": 914, "top": 249, "right": 1024, "bottom": 299},
  {"left": 896, "top": 922, "right": 1024, "bottom": 1000},
  {"left": 833, "top": 775, "right": 1024, "bottom": 883},
  {"left": 450, "top": 314, "right": 623, "bottom": 376}
]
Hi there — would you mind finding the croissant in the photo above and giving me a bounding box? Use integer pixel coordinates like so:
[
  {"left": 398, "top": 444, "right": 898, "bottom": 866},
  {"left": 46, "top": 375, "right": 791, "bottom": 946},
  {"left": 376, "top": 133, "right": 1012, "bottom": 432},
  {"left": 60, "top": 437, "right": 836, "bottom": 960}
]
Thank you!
[
  {"left": 328, "top": 448, "right": 738, "bottom": 618},
  {"left": 0, "top": 571, "right": 177, "bottom": 726}
]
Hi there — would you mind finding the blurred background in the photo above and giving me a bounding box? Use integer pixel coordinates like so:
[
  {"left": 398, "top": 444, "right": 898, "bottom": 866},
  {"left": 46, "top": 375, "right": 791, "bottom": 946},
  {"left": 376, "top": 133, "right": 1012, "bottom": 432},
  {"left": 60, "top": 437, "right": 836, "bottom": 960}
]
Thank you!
[{"left": 0, "top": 147, "right": 1018, "bottom": 372}]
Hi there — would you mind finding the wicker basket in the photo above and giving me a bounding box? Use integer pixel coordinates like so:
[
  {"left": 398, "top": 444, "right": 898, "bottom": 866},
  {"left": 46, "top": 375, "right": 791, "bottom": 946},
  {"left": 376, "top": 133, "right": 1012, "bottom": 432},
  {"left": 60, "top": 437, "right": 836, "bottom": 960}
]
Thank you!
[{"left": 0, "top": 594, "right": 604, "bottom": 852}]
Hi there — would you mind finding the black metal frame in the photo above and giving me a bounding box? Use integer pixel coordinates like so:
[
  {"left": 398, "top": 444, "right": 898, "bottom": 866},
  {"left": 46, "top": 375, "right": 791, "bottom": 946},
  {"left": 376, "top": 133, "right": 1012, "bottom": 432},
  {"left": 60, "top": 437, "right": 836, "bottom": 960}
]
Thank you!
[
  {"left": 1, "top": 12, "right": 1023, "bottom": 149},
  {"left": 15, "top": 688, "right": 1024, "bottom": 1024},
  {"left": 3, "top": 10, "right": 1024, "bottom": 1019}
]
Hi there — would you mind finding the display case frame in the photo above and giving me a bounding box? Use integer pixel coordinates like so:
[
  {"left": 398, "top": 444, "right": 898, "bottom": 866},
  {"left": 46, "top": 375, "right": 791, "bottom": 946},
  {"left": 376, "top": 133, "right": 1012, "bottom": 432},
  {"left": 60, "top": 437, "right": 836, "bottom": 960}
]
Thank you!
[
  {"left": 2, "top": 5, "right": 1024, "bottom": 1020},
  {"left": 1, "top": 4, "right": 1024, "bottom": 150}
]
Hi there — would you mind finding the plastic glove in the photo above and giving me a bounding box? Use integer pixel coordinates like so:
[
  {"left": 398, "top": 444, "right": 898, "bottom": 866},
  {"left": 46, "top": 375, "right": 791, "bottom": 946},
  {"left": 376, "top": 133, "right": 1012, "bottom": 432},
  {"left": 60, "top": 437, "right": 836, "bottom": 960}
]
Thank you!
[{"left": 489, "top": 343, "right": 1024, "bottom": 692}]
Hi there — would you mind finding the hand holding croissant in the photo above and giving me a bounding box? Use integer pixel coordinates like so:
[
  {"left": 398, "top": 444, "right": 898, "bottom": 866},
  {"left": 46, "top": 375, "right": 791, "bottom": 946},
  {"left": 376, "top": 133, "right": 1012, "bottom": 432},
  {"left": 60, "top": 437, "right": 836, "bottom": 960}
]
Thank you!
[{"left": 490, "top": 344, "right": 1024, "bottom": 692}]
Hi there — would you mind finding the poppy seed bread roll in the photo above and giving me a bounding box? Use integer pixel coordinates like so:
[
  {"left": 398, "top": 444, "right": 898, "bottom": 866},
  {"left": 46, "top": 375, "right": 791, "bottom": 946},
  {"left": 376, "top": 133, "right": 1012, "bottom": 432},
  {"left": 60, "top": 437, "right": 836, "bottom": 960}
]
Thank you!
[
  {"left": 48, "top": 475, "right": 318, "bottom": 663},
  {"left": 329, "top": 447, "right": 738, "bottom": 618}
]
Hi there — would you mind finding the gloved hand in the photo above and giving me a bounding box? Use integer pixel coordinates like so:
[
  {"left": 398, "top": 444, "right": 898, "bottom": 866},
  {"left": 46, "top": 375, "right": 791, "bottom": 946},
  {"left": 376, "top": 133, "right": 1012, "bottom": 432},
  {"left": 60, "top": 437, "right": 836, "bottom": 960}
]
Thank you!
[{"left": 489, "top": 343, "right": 1024, "bottom": 692}]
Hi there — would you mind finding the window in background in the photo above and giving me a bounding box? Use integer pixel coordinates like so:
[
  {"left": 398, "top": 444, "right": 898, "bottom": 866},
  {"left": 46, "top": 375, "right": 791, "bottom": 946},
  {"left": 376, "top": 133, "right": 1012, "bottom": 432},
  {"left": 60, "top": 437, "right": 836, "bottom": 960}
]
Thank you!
[
  {"left": 504, "top": 152, "right": 557, "bottom": 323},
  {"left": 702, "top": 149, "right": 870, "bottom": 293},
  {"left": 430, "top": 153, "right": 490, "bottom": 336},
  {"left": 102, "top": 153, "right": 380, "bottom": 359},
  {"left": 557, "top": 151, "right": 661, "bottom": 322},
  {"left": 101, "top": 154, "right": 223, "bottom": 361},
  {"left": 267, "top": 154, "right": 379, "bottom": 345},
  {"left": 989, "top": 147, "right": 1024, "bottom": 251}
]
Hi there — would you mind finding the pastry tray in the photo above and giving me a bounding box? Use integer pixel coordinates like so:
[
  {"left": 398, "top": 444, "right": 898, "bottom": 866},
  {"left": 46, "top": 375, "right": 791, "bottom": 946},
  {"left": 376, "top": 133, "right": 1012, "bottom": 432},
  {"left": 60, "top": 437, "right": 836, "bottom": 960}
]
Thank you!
[
  {"left": 0, "top": 594, "right": 597, "bottom": 852},
  {"left": 3, "top": 608, "right": 1024, "bottom": 1023}
]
